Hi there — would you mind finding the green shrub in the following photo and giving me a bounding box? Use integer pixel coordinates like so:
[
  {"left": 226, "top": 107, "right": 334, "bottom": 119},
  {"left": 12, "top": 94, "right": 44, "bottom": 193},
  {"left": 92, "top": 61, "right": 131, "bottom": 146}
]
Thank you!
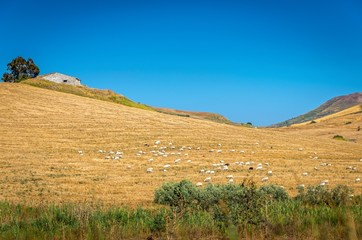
[
  {"left": 154, "top": 181, "right": 265, "bottom": 226},
  {"left": 154, "top": 180, "right": 199, "bottom": 211},
  {"left": 258, "top": 185, "right": 289, "bottom": 201},
  {"left": 297, "top": 185, "right": 352, "bottom": 207},
  {"left": 333, "top": 135, "right": 346, "bottom": 140}
]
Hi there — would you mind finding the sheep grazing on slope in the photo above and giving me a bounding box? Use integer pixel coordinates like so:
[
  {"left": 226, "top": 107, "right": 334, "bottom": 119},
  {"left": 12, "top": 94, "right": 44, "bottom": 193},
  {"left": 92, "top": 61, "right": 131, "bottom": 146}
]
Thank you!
[{"left": 204, "top": 177, "right": 211, "bottom": 182}]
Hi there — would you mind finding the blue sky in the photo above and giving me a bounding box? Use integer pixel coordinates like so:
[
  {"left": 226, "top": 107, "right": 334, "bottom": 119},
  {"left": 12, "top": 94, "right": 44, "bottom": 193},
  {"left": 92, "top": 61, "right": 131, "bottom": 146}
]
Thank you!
[{"left": 1, "top": 0, "right": 361, "bottom": 126}]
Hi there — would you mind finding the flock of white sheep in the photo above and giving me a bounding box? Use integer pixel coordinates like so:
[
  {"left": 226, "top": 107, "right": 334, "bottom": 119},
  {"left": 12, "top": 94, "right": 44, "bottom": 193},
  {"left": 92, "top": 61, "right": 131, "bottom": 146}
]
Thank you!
[{"left": 77, "top": 140, "right": 361, "bottom": 190}]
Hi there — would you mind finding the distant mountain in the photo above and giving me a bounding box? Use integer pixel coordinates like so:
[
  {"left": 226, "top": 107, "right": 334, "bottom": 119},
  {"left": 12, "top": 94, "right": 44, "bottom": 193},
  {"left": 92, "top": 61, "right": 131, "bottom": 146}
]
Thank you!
[
  {"left": 21, "top": 78, "right": 234, "bottom": 125},
  {"left": 272, "top": 92, "right": 362, "bottom": 127}
]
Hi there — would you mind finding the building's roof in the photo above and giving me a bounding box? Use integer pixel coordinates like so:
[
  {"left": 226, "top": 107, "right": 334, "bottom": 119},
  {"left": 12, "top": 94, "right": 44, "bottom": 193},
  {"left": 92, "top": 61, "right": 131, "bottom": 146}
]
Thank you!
[{"left": 39, "top": 72, "right": 81, "bottom": 81}]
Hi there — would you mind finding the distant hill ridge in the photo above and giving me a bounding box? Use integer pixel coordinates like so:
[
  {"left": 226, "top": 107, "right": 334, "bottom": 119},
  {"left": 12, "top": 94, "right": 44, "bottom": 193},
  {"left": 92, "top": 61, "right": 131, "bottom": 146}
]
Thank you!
[
  {"left": 272, "top": 92, "right": 362, "bottom": 127},
  {"left": 155, "top": 107, "right": 233, "bottom": 124},
  {"left": 21, "top": 78, "right": 234, "bottom": 125}
]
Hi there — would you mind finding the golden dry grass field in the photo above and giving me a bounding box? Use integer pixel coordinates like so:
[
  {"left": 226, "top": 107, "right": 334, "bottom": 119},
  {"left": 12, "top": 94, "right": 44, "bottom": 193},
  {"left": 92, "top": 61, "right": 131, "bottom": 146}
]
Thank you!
[{"left": 0, "top": 83, "right": 361, "bottom": 207}]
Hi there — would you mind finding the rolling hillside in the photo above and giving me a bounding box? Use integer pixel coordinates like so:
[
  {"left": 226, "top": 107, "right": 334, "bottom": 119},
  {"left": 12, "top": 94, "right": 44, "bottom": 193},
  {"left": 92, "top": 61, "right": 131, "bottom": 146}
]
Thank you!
[
  {"left": 272, "top": 92, "right": 362, "bottom": 127},
  {"left": 0, "top": 82, "right": 361, "bottom": 207},
  {"left": 292, "top": 104, "right": 362, "bottom": 127},
  {"left": 21, "top": 78, "right": 234, "bottom": 124}
]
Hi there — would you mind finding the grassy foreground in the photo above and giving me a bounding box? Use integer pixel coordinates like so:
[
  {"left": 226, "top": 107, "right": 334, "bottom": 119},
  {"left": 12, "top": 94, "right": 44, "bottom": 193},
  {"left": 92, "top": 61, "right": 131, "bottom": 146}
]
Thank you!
[{"left": 1, "top": 181, "right": 361, "bottom": 240}]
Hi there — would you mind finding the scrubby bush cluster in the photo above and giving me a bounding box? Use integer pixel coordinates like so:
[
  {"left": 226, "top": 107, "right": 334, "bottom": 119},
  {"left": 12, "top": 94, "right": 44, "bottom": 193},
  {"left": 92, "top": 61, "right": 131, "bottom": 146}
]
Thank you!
[
  {"left": 154, "top": 180, "right": 361, "bottom": 238},
  {"left": 154, "top": 180, "right": 285, "bottom": 227},
  {"left": 297, "top": 184, "right": 353, "bottom": 207}
]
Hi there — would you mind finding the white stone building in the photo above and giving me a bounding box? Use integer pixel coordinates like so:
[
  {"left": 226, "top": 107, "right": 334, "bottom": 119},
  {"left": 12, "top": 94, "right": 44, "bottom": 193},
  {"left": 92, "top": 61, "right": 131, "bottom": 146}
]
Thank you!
[{"left": 39, "top": 72, "right": 82, "bottom": 86}]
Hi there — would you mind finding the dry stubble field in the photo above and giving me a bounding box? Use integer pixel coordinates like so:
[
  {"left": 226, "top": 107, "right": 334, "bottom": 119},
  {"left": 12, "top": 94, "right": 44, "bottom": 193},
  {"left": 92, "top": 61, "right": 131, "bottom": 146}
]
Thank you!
[{"left": 0, "top": 83, "right": 361, "bottom": 207}]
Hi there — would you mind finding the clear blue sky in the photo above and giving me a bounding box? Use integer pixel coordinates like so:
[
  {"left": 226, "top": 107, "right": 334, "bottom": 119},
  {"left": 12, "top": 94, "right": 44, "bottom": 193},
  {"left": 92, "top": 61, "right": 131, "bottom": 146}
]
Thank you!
[{"left": 1, "top": 0, "right": 361, "bottom": 126}]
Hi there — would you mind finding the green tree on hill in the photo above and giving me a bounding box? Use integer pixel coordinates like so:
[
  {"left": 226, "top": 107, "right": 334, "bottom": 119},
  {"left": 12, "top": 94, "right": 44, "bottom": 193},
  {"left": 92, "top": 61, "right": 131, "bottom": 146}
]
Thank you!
[{"left": 2, "top": 56, "right": 40, "bottom": 83}]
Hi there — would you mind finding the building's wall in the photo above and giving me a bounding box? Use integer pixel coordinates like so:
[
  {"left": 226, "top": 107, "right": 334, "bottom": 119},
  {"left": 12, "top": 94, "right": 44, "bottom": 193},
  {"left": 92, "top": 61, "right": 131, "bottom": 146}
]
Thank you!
[{"left": 41, "top": 73, "right": 81, "bottom": 86}]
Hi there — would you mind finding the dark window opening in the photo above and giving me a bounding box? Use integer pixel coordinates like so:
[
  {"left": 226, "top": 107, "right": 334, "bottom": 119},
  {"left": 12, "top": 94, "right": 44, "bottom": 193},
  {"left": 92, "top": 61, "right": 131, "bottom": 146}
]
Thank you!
[{"left": 63, "top": 80, "right": 68, "bottom": 83}]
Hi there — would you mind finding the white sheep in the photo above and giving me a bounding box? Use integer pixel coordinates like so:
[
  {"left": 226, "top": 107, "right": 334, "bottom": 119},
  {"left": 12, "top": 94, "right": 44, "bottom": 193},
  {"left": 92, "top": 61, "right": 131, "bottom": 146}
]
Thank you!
[
  {"left": 174, "top": 159, "right": 181, "bottom": 164},
  {"left": 228, "top": 179, "right": 234, "bottom": 184},
  {"left": 148, "top": 158, "right": 154, "bottom": 162},
  {"left": 204, "top": 177, "right": 211, "bottom": 182},
  {"left": 146, "top": 168, "right": 153, "bottom": 173},
  {"left": 320, "top": 180, "right": 329, "bottom": 186},
  {"left": 302, "top": 172, "right": 308, "bottom": 176},
  {"left": 226, "top": 175, "right": 233, "bottom": 179},
  {"left": 155, "top": 140, "right": 161, "bottom": 145},
  {"left": 163, "top": 164, "right": 171, "bottom": 169},
  {"left": 261, "top": 177, "right": 269, "bottom": 182},
  {"left": 196, "top": 182, "right": 203, "bottom": 187},
  {"left": 356, "top": 178, "right": 360, "bottom": 182},
  {"left": 267, "top": 170, "right": 273, "bottom": 176}
]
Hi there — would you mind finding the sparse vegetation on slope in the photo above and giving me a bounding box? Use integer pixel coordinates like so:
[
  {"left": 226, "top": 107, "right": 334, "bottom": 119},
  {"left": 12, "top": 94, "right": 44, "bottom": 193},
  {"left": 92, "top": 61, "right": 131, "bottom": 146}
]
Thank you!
[{"left": 21, "top": 78, "right": 154, "bottom": 111}]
